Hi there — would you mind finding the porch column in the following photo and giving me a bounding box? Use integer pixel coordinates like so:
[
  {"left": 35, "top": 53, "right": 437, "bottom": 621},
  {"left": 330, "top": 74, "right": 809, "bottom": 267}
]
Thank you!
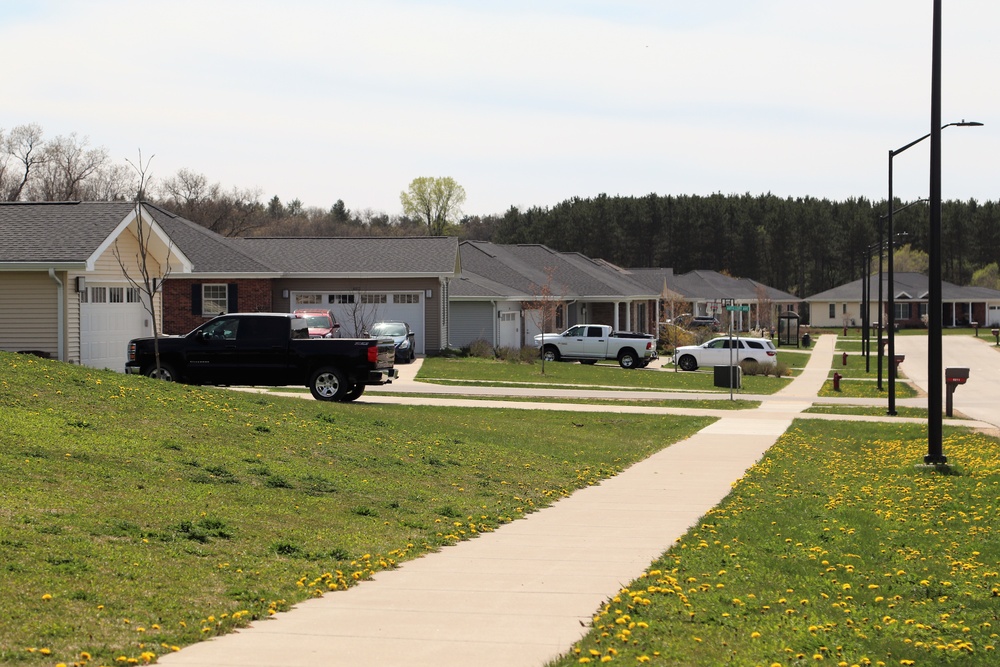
[
  {"left": 625, "top": 301, "right": 632, "bottom": 331},
  {"left": 613, "top": 301, "right": 621, "bottom": 331}
]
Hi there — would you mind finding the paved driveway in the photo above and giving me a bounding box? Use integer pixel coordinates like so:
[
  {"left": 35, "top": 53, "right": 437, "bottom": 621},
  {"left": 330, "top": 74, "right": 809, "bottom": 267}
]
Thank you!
[{"left": 894, "top": 334, "right": 1000, "bottom": 429}]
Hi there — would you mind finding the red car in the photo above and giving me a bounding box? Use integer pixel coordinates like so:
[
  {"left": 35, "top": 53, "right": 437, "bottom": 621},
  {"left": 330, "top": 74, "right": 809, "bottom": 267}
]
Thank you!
[{"left": 293, "top": 310, "right": 341, "bottom": 338}]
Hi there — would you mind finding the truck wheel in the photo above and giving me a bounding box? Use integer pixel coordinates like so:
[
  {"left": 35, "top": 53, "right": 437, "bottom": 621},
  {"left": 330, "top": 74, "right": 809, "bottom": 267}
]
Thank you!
[
  {"left": 144, "top": 363, "right": 177, "bottom": 381},
  {"left": 542, "top": 345, "right": 560, "bottom": 362},
  {"left": 340, "top": 384, "right": 366, "bottom": 402},
  {"left": 618, "top": 349, "right": 638, "bottom": 369},
  {"left": 678, "top": 355, "right": 698, "bottom": 371},
  {"left": 309, "top": 367, "right": 347, "bottom": 401}
]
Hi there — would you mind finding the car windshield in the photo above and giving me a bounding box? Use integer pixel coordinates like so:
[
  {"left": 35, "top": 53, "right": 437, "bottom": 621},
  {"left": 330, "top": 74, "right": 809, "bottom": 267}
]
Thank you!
[
  {"left": 371, "top": 323, "right": 406, "bottom": 336},
  {"left": 304, "top": 316, "right": 330, "bottom": 328}
]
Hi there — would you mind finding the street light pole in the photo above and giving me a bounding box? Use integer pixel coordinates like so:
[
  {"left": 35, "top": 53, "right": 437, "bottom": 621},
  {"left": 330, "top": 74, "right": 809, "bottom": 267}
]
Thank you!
[
  {"left": 927, "top": 0, "right": 944, "bottom": 465},
  {"left": 877, "top": 216, "right": 885, "bottom": 391}
]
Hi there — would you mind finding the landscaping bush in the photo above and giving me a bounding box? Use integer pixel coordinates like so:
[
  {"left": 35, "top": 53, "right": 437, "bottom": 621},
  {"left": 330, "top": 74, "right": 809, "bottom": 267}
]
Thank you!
[
  {"left": 466, "top": 338, "right": 495, "bottom": 358},
  {"left": 741, "top": 359, "right": 791, "bottom": 377}
]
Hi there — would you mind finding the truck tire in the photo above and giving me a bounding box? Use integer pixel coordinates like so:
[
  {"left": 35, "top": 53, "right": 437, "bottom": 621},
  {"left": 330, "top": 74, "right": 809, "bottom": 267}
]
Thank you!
[
  {"left": 144, "top": 363, "right": 177, "bottom": 381},
  {"left": 678, "top": 354, "right": 698, "bottom": 371},
  {"left": 340, "top": 384, "right": 366, "bottom": 402},
  {"left": 309, "top": 367, "right": 347, "bottom": 401},
  {"left": 542, "top": 345, "right": 561, "bottom": 362},
  {"left": 618, "top": 349, "right": 639, "bottom": 369}
]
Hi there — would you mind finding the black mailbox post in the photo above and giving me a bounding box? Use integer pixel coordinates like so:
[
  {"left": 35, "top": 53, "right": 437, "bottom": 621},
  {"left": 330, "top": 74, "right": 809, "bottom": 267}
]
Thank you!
[{"left": 945, "top": 367, "right": 969, "bottom": 417}]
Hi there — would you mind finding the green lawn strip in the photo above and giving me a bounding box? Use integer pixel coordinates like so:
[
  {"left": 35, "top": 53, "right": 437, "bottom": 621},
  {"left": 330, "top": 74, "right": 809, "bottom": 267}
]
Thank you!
[
  {"left": 550, "top": 420, "right": 1000, "bottom": 666},
  {"left": 418, "top": 357, "right": 791, "bottom": 394},
  {"left": 803, "top": 404, "right": 930, "bottom": 419},
  {"left": 0, "top": 351, "right": 713, "bottom": 667},
  {"left": 818, "top": 379, "right": 919, "bottom": 399},
  {"left": 827, "top": 353, "right": 909, "bottom": 380},
  {"left": 368, "top": 391, "right": 761, "bottom": 411}
]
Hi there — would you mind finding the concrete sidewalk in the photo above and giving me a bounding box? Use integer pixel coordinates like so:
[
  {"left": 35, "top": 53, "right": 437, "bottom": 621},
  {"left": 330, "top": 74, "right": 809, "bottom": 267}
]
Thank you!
[{"left": 155, "top": 334, "right": 851, "bottom": 667}]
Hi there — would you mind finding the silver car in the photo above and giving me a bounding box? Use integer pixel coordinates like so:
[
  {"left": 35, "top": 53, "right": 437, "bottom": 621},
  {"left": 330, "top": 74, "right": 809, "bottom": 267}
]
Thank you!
[{"left": 674, "top": 336, "right": 777, "bottom": 371}]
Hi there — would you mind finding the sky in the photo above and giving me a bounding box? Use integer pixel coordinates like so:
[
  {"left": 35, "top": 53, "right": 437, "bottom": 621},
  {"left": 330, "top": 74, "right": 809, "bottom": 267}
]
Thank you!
[{"left": 1, "top": 0, "right": 996, "bottom": 217}]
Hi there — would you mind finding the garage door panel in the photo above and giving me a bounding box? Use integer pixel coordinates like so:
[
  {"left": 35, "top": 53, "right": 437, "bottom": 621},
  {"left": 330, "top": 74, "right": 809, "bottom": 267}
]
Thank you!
[
  {"left": 294, "top": 291, "right": 426, "bottom": 355},
  {"left": 80, "top": 286, "right": 149, "bottom": 371}
]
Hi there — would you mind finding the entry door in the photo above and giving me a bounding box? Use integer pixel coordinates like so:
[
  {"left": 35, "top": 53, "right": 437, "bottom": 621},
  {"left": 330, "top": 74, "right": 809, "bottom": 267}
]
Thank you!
[{"left": 498, "top": 311, "right": 519, "bottom": 349}]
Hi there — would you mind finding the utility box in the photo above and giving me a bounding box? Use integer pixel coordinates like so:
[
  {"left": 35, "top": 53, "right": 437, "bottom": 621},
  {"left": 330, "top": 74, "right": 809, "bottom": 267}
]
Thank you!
[{"left": 714, "top": 365, "right": 742, "bottom": 389}]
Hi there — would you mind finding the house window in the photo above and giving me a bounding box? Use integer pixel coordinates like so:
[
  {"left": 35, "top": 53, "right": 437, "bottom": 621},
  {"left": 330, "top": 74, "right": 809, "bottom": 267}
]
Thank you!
[
  {"left": 842, "top": 304, "right": 847, "bottom": 314},
  {"left": 127, "top": 288, "right": 141, "bottom": 303},
  {"left": 91, "top": 287, "right": 107, "bottom": 303},
  {"left": 202, "top": 284, "right": 228, "bottom": 316},
  {"left": 360, "top": 293, "right": 387, "bottom": 304},
  {"left": 895, "top": 303, "right": 910, "bottom": 320},
  {"left": 829, "top": 304, "right": 836, "bottom": 319},
  {"left": 555, "top": 304, "right": 564, "bottom": 330},
  {"left": 109, "top": 287, "right": 124, "bottom": 303},
  {"left": 393, "top": 293, "right": 420, "bottom": 304},
  {"left": 295, "top": 293, "right": 323, "bottom": 305},
  {"left": 330, "top": 294, "right": 355, "bottom": 304}
]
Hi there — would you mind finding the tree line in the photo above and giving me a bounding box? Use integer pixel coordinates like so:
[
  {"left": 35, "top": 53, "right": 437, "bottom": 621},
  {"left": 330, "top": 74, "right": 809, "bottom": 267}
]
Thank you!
[
  {"left": 483, "top": 192, "right": 1000, "bottom": 297},
  {"left": 5, "top": 122, "right": 998, "bottom": 296}
]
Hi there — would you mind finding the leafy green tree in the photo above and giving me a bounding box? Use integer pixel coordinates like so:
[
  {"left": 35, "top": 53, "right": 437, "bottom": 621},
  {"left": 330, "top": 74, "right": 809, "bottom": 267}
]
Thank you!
[
  {"left": 970, "top": 262, "right": 1000, "bottom": 290},
  {"left": 400, "top": 176, "right": 466, "bottom": 235}
]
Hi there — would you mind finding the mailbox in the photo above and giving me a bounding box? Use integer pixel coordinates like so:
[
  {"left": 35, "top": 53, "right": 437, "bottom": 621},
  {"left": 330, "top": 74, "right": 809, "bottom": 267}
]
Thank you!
[{"left": 945, "top": 367, "right": 969, "bottom": 385}]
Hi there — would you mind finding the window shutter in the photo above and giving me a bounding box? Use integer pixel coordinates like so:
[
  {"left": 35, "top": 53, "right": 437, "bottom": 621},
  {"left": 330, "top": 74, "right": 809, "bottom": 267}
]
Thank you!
[
  {"left": 191, "top": 284, "right": 202, "bottom": 315},
  {"left": 227, "top": 283, "right": 239, "bottom": 313}
]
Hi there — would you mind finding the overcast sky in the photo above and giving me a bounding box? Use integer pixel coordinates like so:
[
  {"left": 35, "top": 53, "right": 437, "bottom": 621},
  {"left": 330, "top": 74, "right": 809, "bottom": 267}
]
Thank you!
[{"left": 1, "top": 1, "right": 995, "bottom": 216}]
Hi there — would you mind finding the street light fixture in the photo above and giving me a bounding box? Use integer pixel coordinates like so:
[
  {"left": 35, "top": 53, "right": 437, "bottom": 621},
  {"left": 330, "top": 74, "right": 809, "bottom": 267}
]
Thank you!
[{"left": 887, "top": 121, "right": 982, "bottom": 416}]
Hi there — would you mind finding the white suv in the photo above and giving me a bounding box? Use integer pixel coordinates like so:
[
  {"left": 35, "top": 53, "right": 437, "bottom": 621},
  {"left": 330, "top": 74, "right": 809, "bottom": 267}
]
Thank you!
[{"left": 674, "top": 336, "right": 777, "bottom": 371}]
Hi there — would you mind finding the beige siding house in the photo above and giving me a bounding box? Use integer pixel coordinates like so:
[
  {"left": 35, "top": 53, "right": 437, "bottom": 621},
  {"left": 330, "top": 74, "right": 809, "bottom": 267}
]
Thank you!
[{"left": 0, "top": 202, "right": 192, "bottom": 369}]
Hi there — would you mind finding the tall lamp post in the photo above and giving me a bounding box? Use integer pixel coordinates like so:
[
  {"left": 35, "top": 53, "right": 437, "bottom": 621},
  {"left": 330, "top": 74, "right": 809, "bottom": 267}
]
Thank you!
[
  {"left": 925, "top": 0, "right": 983, "bottom": 465},
  {"left": 887, "top": 126, "right": 981, "bottom": 416}
]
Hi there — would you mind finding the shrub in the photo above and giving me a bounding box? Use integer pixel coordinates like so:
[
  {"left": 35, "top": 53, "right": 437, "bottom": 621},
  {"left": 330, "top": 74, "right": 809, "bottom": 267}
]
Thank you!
[
  {"left": 466, "top": 339, "right": 495, "bottom": 358},
  {"left": 740, "top": 360, "right": 791, "bottom": 377}
]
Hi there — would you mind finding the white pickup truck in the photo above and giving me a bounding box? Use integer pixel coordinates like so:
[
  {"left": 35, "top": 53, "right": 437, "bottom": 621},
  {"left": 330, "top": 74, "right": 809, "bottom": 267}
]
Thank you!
[{"left": 534, "top": 324, "right": 657, "bottom": 369}]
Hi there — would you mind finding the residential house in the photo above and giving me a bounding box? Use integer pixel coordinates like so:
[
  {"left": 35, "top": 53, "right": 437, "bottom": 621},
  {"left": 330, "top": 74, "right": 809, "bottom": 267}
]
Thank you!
[
  {"left": 628, "top": 268, "right": 800, "bottom": 332},
  {"left": 0, "top": 202, "right": 192, "bottom": 369},
  {"left": 806, "top": 272, "right": 1000, "bottom": 329},
  {"left": 1, "top": 202, "right": 461, "bottom": 370},
  {"left": 449, "top": 241, "right": 660, "bottom": 350}
]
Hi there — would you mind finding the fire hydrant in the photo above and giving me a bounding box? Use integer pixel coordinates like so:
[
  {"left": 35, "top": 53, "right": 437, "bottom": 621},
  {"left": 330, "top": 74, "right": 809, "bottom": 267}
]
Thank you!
[
  {"left": 842, "top": 352, "right": 848, "bottom": 366},
  {"left": 833, "top": 372, "right": 842, "bottom": 392}
]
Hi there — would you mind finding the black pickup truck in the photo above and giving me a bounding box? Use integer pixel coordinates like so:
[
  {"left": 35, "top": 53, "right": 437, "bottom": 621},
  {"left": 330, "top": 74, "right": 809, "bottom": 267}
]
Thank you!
[{"left": 125, "top": 313, "right": 398, "bottom": 402}]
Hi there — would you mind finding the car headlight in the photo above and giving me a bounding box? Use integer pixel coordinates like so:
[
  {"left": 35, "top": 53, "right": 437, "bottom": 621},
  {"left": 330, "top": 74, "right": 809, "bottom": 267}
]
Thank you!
[{"left": 399, "top": 339, "right": 410, "bottom": 349}]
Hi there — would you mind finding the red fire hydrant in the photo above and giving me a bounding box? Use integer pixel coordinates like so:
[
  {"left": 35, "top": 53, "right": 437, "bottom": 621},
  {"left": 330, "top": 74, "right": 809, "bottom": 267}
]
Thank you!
[
  {"left": 833, "top": 372, "right": 842, "bottom": 391},
  {"left": 842, "top": 352, "right": 848, "bottom": 366}
]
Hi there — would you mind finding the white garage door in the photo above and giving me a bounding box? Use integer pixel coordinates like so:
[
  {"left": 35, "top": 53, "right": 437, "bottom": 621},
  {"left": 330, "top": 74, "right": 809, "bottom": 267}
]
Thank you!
[
  {"left": 291, "top": 291, "right": 426, "bottom": 355},
  {"left": 80, "top": 284, "right": 150, "bottom": 371}
]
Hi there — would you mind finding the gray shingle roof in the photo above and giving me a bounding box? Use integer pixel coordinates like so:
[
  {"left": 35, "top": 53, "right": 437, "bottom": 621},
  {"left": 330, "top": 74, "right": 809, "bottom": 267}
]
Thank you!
[
  {"left": 142, "top": 204, "right": 275, "bottom": 274},
  {"left": 459, "top": 242, "right": 656, "bottom": 299},
  {"left": 807, "top": 272, "right": 1000, "bottom": 302},
  {"left": 235, "top": 236, "right": 459, "bottom": 275},
  {"left": 627, "top": 267, "right": 798, "bottom": 302},
  {"left": 0, "top": 201, "right": 137, "bottom": 263}
]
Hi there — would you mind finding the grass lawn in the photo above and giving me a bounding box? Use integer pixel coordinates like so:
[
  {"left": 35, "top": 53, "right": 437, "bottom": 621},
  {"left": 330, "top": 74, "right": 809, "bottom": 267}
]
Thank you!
[
  {"left": 818, "top": 379, "right": 919, "bottom": 399},
  {"left": 367, "top": 391, "right": 761, "bottom": 411},
  {"left": 418, "top": 357, "right": 793, "bottom": 395},
  {"left": 803, "top": 404, "right": 930, "bottom": 419},
  {"left": 550, "top": 419, "right": 1000, "bottom": 666},
  {"left": 0, "top": 351, "right": 713, "bottom": 666}
]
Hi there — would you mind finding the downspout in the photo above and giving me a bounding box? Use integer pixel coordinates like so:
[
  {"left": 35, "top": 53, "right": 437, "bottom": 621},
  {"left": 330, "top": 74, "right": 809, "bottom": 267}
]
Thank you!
[{"left": 48, "top": 269, "right": 66, "bottom": 362}]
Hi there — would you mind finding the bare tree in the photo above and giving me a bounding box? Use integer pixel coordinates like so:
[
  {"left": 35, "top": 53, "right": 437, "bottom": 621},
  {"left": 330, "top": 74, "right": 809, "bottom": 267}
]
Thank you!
[
  {"left": 522, "top": 267, "right": 566, "bottom": 374},
  {"left": 345, "top": 293, "right": 382, "bottom": 338},
  {"left": 157, "top": 168, "right": 266, "bottom": 236},
  {"left": 753, "top": 283, "right": 775, "bottom": 335},
  {"left": 2, "top": 123, "right": 45, "bottom": 201},
  {"left": 86, "top": 162, "right": 140, "bottom": 201},
  {"left": 113, "top": 152, "right": 172, "bottom": 377},
  {"left": 27, "top": 133, "right": 108, "bottom": 200}
]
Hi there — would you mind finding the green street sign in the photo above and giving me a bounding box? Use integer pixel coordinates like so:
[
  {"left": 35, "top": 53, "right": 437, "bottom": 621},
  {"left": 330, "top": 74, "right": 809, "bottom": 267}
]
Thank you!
[{"left": 726, "top": 305, "right": 750, "bottom": 312}]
